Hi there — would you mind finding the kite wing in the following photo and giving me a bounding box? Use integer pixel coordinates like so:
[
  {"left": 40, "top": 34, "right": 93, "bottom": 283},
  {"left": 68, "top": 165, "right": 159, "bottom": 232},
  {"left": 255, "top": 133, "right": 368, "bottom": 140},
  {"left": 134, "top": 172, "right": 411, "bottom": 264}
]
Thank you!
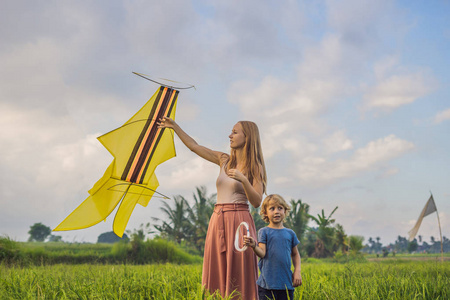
[{"left": 54, "top": 86, "right": 179, "bottom": 237}]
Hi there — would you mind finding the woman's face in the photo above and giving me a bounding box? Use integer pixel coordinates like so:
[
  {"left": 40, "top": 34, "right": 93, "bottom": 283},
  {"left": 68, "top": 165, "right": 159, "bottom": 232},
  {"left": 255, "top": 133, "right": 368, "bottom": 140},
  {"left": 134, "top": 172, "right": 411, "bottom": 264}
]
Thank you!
[{"left": 229, "top": 123, "right": 246, "bottom": 149}]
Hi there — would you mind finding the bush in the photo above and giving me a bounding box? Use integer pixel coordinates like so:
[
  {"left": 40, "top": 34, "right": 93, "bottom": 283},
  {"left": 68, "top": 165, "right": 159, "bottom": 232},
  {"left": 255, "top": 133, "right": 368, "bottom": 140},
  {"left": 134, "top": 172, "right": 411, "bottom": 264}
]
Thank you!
[
  {"left": 333, "top": 250, "right": 349, "bottom": 263},
  {"left": 111, "top": 241, "right": 129, "bottom": 261},
  {"left": 331, "top": 251, "right": 366, "bottom": 262},
  {"left": 126, "top": 238, "right": 202, "bottom": 264},
  {"left": 0, "top": 236, "right": 22, "bottom": 263},
  {"left": 1, "top": 237, "right": 201, "bottom": 265}
]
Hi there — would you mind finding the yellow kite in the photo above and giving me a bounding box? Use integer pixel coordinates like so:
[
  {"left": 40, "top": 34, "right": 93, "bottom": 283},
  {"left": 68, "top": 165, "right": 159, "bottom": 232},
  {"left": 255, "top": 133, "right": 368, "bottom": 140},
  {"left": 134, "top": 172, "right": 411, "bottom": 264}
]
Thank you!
[{"left": 55, "top": 81, "right": 180, "bottom": 237}]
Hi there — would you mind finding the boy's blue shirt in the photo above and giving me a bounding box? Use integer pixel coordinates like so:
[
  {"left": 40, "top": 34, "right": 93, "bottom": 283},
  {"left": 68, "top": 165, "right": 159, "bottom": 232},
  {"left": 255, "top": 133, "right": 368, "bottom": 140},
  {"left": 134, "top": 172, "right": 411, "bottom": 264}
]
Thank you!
[{"left": 256, "top": 227, "right": 300, "bottom": 291}]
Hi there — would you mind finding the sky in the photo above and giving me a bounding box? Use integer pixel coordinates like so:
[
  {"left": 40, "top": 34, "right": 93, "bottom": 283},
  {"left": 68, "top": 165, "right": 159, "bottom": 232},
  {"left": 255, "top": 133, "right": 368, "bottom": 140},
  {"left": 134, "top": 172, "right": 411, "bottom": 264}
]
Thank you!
[{"left": 1, "top": 0, "right": 449, "bottom": 245}]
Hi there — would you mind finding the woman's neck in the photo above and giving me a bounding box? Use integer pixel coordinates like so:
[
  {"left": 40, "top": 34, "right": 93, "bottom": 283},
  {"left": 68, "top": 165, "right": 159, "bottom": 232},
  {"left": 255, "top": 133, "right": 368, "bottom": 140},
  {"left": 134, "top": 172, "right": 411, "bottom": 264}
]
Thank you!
[{"left": 234, "top": 148, "right": 245, "bottom": 170}]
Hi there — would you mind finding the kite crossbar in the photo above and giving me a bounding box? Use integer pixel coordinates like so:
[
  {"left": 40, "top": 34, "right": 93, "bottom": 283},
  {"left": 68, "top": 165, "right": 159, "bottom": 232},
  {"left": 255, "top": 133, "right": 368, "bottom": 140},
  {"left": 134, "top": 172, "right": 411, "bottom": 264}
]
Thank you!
[
  {"left": 107, "top": 183, "right": 170, "bottom": 199},
  {"left": 133, "top": 72, "right": 196, "bottom": 90}
]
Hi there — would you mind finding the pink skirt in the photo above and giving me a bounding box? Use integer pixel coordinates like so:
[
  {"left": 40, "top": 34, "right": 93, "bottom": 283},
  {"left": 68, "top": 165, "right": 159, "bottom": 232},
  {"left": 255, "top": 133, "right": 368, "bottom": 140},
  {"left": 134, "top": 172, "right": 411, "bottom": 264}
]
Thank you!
[{"left": 202, "top": 203, "right": 258, "bottom": 300}]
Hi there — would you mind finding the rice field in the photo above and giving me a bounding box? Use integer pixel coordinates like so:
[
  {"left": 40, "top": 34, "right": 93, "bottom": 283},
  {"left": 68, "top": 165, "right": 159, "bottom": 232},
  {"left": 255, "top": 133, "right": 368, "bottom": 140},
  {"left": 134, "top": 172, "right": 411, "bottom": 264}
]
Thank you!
[{"left": 1, "top": 260, "right": 449, "bottom": 299}]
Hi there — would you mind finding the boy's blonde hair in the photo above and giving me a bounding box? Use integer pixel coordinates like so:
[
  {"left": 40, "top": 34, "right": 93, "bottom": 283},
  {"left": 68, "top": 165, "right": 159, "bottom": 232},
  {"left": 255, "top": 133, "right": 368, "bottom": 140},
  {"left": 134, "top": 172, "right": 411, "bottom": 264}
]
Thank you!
[{"left": 260, "top": 194, "right": 291, "bottom": 223}]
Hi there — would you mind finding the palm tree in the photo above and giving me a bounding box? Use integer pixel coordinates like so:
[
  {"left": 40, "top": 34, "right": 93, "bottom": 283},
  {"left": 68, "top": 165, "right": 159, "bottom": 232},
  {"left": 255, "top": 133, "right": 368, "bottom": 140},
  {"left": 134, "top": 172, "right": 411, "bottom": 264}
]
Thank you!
[
  {"left": 186, "top": 186, "right": 216, "bottom": 252},
  {"left": 303, "top": 230, "right": 317, "bottom": 257},
  {"left": 153, "top": 195, "right": 193, "bottom": 244},
  {"left": 285, "top": 199, "right": 310, "bottom": 244},
  {"left": 368, "top": 237, "right": 375, "bottom": 253},
  {"left": 309, "top": 206, "right": 338, "bottom": 258},
  {"left": 407, "top": 239, "right": 418, "bottom": 253},
  {"left": 127, "top": 222, "right": 154, "bottom": 241},
  {"left": 395, "top": 235, "right": 408, "bottom": 253},
  {"left": 334, "top": 224, "right": 348, "bottom": 253},
  {"left": 348, "top": 235, "right": 365, "bottom": 255},
  {"left": 375, "top": 236, "right": 381, "bottom": 252},
  {"left": 309, "top": 207, "right": 338, "bottom": 228}
]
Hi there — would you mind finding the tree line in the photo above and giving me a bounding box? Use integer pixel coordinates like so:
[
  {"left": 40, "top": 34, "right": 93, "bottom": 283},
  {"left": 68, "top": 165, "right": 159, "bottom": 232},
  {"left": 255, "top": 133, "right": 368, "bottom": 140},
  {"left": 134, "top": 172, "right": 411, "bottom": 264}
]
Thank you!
[
  {"left": 150, "top": 186, "right": 365, "bottom": 258},
  {"left": 26, "top": 186, "right": 365, "bottom": 258},
  {"left": 364, "top": 235, "right": 450, "bottom": 256},
  {"left": 28, "top": 186, "right": 448, "bottom": 258}
]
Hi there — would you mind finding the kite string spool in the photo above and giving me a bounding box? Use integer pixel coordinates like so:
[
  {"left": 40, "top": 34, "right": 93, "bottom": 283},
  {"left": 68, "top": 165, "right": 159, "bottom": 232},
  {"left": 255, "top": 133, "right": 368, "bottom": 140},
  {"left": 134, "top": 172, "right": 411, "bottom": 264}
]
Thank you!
[{"left": 234, "top": 221, "right": 250, "bottom": 252}]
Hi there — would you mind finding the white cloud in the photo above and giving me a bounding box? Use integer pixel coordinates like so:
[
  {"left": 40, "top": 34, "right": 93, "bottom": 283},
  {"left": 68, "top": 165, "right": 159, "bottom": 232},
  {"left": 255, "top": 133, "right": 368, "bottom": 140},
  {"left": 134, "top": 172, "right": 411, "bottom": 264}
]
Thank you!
[
  {"left": 373, "top": 56, "right": 399, "bottom": 79},
  {"left": 362, "top": 55, "right": 438, "bottom": 113},
  {"left": 225, "top": 6, "right": 419, "bottom": 188},
  {"left": 158, "top": 156, "right": 218, "bottom": 192},
  {"left": 228, "top": 77, "right": 292, "bottom": 115},
  {"left": 322, "top": 131, "right": 353, "bottom": 153},
  {"left": 296, "top": 135, "right": 415, "bottom": 185},
  {"left": 334, "top": 199, "right": 407, "bottom": 243},
  {"left": 228, "top": 34, "right": 357, "bottom": 142},
  {"left": 364, "top": 72, "right": 436, "bottom": 111},
  {"left": 155, "top": 141, "right": 219, "bottom": 194},
  {"left": 273, "top": 176, "right": 293, "bottom": 185},
  {"left": 434, "top": 108, "right": 450, "bottom": 124},
  {"left": 381, "top": 168, "right": 399, "bottom": 178},
  {"left": 0, "top": 39, "right": 66, "bottom": 107}
]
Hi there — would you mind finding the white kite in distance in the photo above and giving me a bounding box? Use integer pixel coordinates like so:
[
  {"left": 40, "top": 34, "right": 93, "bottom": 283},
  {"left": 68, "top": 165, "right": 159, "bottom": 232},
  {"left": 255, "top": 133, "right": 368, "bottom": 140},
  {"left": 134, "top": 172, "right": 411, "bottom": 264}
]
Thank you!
[{"left": 408, "top": 194, "right": 438, "bottom": 241}]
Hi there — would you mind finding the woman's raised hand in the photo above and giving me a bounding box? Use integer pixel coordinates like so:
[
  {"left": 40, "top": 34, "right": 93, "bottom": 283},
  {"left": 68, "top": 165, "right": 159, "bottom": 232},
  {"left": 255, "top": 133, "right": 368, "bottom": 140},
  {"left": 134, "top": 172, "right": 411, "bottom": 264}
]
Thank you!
[{"left": 157, "top": 116, "right": 175, "bottom": 129}]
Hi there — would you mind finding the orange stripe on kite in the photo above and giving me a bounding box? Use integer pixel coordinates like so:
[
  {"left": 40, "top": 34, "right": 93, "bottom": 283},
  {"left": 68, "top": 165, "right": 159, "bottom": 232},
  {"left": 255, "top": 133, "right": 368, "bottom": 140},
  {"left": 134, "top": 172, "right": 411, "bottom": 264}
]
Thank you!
[
  {"left": 135, "top": 89, "right": 177, "bottom": 182},
  {"left": 125, "top": 87, "right": 168, "bottom": 182}
]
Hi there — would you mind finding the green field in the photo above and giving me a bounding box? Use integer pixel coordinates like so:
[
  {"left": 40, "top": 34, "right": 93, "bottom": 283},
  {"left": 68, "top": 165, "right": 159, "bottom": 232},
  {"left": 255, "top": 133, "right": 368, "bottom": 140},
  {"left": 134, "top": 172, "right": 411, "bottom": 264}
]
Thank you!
[
  {"left": 1, "top": 239, "right": 449, "bottom": 299},
  {"left": 1, "top": 260, "right": 449, "bottom": 299}
]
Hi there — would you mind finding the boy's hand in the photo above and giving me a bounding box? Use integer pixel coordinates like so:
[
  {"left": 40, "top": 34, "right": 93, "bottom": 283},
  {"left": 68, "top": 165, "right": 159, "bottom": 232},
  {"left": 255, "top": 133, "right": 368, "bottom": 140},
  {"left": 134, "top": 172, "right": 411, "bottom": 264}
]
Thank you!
[
  {"left": 243, "top": 236, "right": 256, "bottom": 249},
  {"left": 293, "top": 270, "right": 302, "bottom": 287}
]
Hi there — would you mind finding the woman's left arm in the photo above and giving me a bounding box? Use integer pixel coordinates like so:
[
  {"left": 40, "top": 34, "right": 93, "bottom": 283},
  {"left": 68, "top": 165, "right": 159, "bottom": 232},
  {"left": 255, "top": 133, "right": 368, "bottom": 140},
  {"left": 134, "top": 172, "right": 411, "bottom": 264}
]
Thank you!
[{"left": 227, "top": 169, "right": 263, "bottom": 208}]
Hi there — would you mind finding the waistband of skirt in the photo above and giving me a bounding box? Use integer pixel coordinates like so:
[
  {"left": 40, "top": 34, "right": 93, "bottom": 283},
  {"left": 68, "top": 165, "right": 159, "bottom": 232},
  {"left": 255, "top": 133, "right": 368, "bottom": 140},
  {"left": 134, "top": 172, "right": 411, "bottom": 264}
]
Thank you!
[{"left": 214, "top": 202, "right": 249, "bottom": 212}]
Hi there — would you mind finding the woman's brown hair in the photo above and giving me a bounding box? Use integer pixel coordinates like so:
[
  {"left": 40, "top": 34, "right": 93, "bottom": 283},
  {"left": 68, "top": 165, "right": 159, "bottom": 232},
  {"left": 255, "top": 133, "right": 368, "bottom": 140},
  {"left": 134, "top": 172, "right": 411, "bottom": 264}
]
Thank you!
[{"left": 223, "top": 121, "right": 267, "bottom": 194}]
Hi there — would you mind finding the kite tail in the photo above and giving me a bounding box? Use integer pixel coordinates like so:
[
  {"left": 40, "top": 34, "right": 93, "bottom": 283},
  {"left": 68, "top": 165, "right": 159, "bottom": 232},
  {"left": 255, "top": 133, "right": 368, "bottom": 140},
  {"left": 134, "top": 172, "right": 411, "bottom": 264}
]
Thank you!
[{"left": 53, "top": 178, "right": 124, "bottom": 232}]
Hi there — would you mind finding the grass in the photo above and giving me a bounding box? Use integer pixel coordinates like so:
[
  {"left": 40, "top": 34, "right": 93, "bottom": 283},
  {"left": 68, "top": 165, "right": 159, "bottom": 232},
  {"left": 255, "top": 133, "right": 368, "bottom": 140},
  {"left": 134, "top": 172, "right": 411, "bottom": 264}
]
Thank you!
[
  {"left": 2, "top": 237, "right": 449, "bottom": 299},
  {"left": 300, "top": 260, "right": 449, "bottom": 299},
  {"left": 21, "top": 242, "right": 113, "bottom": 255},
  {"left": 365, "top": 252, "right": 450, "bottom": 258},
  {"left": 1, "top": 260, "right": 449, "bottom": 299}
]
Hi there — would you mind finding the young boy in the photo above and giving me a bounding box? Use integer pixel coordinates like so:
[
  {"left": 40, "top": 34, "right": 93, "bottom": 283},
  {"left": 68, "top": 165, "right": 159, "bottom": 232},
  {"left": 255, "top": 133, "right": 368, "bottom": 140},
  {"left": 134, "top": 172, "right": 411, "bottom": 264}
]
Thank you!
[{"left": 244, "top": 194, "right": 302, "bottom": 300}]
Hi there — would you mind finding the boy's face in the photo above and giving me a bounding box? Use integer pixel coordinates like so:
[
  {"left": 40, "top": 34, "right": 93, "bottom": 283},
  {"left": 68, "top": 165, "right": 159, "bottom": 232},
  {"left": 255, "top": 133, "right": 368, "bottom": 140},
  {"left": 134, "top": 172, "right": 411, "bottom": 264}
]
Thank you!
[{"left": 266, "top": 200, "right": 286, "bottom": 224}]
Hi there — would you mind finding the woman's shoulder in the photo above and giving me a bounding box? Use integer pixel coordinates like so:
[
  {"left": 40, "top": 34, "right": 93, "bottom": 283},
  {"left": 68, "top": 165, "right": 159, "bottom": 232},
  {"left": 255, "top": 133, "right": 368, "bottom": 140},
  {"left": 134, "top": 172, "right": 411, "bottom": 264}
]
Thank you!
[
  {"left": 219, "top": 153, "right": 230, "bottom": 166},
  {"left": 220, "top": 152, "right": 229, "bottom": 159}
]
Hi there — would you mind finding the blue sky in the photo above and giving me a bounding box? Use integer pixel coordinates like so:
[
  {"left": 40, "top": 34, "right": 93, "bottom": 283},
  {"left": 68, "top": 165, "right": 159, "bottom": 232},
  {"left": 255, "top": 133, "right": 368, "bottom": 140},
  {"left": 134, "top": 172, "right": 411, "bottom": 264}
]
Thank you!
[{"left": 1, "top": 0, "right": 449, "bottom": 245}]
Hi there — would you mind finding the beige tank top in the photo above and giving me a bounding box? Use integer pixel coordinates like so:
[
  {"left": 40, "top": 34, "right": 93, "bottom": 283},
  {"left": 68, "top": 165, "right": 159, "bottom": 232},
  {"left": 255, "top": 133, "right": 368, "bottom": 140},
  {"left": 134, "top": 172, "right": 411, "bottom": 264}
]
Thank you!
[{"left": 216, "top": 164, "right": 248, "bottom": 204}]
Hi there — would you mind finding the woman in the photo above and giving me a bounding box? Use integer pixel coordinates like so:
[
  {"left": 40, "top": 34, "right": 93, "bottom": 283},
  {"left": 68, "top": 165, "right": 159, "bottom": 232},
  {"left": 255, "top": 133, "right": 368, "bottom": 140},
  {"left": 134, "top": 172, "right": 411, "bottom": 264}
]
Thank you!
[{"left": 158, "top": 117, "right": 267, "bottom": 299}]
